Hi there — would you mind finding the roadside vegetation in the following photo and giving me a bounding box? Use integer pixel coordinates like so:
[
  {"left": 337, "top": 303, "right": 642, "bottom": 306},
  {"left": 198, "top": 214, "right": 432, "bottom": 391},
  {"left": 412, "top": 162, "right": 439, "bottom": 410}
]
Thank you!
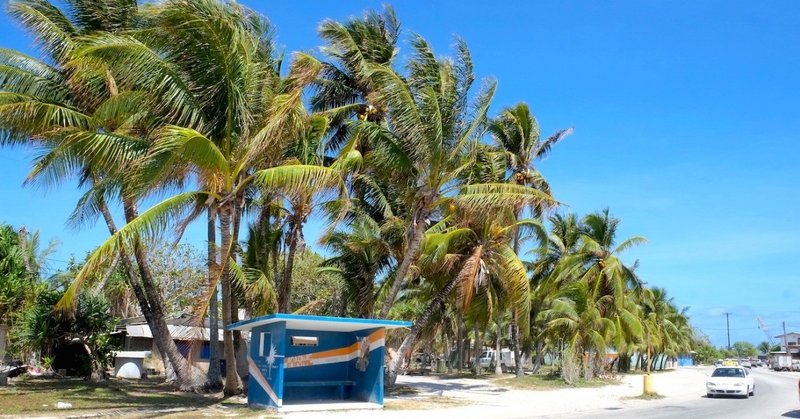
[
  {"left": 1, "top": 0, "right": 705, "bottom": 400},
  {"left": 494, "top": 372, "right": 620, "bottom": 391}
]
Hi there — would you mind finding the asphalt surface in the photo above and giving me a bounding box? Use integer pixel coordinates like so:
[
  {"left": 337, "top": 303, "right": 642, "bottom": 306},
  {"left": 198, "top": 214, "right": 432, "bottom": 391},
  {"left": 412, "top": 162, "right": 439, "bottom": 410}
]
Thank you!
[{"left": 572, "top": 368, "right": 800, "bottom": 419}]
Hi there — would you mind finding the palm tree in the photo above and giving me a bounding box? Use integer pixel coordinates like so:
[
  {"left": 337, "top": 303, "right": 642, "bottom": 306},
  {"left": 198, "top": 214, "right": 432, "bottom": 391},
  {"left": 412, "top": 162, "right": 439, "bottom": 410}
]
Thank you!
[
  {"left": 362, "top": 37, "right": 554, "bottom": 319},
  {"left": 489, "top": 103, "right": 571, "bottom": 375},
  {"left": 526, "top": 213, "right": 583, "bottom": 372},
  {"left": 637, "top": 287, "right": 693, "bottom": 372},
  {"left": 0, "top": 0, "right": 210, "bottom": 390},
  {"left": 312, "top": 5, "right": 400, "bottom": 152},
  {"left": 273, "top": 115, "right": 350, "bottom": 313},
  {"left": 540, "top": 279, "right": 615, "bottom": 383},
  {"left": 63, "top": 1, "right": 354, "bottom": 392},
  {"left": 322, "top": 216, "right": 395, "bottom": 317},
  {"left": 385, "top": 202, "right": 537, "bottom": 385}
]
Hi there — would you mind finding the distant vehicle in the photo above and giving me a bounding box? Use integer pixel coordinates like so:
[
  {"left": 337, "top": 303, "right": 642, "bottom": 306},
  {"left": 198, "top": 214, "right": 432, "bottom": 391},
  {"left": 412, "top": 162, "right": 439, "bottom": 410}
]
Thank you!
[
  {"left": 793, "top": 360, "right": 800, "bottom": 372},
  {"left": 771, "top": 354, "right": 793, "bottom": 371},
  {"left": 478, "top": 348, "right": 516, "bottom": 372},
  {"left": 751, "top": 359, "right": 761, "bottom": 367},
  {"left": 707, "top": 366, "right": 755, "bottom": 399},
  {"left": 740, "top": 359, "right": 752, "bottom": 368},
  {"left": 714, "top": 359, "right": 724, "bottom": 367}
]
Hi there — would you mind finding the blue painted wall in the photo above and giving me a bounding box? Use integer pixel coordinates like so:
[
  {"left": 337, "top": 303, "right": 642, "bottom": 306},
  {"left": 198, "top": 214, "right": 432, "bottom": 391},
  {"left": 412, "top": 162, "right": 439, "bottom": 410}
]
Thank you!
[
  {"left": 246, "top": 321, "right": 387, "bottom": 408},
  {"left": 248, "top": 322, "right": 286, "bottom": 408},
  {"left": 349, "top": 328, "right": 384, "bottom": 404}
]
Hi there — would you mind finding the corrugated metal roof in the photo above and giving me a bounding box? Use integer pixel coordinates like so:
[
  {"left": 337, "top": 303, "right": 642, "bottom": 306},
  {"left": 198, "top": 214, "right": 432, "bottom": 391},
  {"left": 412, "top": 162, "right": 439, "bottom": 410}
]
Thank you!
[{"left": 124, "top": 324, "right": 223, "bottom": 341}]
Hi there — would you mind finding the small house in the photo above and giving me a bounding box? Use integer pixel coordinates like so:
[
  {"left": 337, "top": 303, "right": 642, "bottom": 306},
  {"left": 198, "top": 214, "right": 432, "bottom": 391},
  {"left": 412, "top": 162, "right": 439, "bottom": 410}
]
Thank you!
[
  {"left": 112, "top": 314, "right": 227, "bottom": 377},
  {"left": 227, "top": 313, "right": 411, "bottom": 411}
]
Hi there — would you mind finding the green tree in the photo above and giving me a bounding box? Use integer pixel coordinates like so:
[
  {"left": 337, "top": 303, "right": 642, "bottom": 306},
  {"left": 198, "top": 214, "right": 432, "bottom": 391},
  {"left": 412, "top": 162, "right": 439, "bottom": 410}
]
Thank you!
[
  {"left": 732, "top": 341, "right": 758, "bottom": 358},
  {"left": 0, "top": 0, "right": 207, "bottom": 390},
  {"left": 322, "top": 216, "right": 396, "bottom": 318},
  {"left": 488, "top": 102, "right": 572, "bottom": 376}
]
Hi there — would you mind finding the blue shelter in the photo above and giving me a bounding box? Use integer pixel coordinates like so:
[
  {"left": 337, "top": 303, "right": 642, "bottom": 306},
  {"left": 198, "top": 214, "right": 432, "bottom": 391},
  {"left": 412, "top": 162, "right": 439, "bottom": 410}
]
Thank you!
[{"left": 227, "top": 314, "right": 411, "bottom": 410}]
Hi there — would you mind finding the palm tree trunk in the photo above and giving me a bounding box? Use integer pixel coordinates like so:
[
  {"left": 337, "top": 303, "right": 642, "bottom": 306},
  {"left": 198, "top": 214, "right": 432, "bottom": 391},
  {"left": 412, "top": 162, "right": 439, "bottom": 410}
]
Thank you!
[
  {"left": 378, "top": 203, "right": 429, "bottom": 318},
  {"left": 441, "top": 325, "right": 450, "bottom": 374},
  {"left": 91, "top": 253, "right": 120, "bottom": 295},
  {"left": 338, "top": 286, "right": 348, "bottom": 317},
  {"left": 230, "top": 195, "right": 248, "bottom": 389},
  {"left": 495, "top": 321, "right": 503, "bottom": 375},
  {"left": 120, "top": 198, "right": 203, "bottom": 390},
  {"left": 511, "top": 219, "right": 524, "bottom": 377},
  {"left": 218, "top": 202, "right": 242, "bottom": 395},
  {"left": 457, "top": 314, "right": 464, "bottom": 371},
  {"left": 473, "top": 322, "right": 482, "bottom": 376},
  {"left": 97, "top": 197, "right": 186, "bottom": 387},
  {"left": 278, "top": 219, "right": 301, "bottom": 313},
  {"left": 532, "top": 340, "right": 544, "bottom": 373},
  {"left": 385, "top": 271, "right": 462, "bottom": 387},
  {"left": 206, "top": 207, "right": 222, "bottom": 390}
]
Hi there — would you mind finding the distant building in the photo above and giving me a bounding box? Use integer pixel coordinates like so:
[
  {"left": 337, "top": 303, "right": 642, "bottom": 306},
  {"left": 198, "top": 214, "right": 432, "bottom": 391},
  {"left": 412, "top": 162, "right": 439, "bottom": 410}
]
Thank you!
[
  {"left": 113, "top": 313, "right": 229, "bottom": 376},
  {"left": 774, "top": 332, "right": 800, "bottom": 356}
]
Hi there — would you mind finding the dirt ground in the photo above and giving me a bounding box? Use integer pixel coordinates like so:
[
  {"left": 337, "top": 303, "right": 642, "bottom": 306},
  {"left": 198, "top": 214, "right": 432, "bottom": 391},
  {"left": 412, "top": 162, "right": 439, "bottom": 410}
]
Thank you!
[
  {"left": 0, "top": 367, "right": 715, "bottom": 418},
  {"left": 283, "top": 367, "right": 714, "bottom": 419}
]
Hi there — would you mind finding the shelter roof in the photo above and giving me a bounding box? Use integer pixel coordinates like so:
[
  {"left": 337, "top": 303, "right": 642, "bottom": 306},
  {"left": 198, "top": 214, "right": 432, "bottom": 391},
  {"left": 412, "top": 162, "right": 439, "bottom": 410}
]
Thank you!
[{"left": 227, "top": 313, "right": 412, "bottom": 332}]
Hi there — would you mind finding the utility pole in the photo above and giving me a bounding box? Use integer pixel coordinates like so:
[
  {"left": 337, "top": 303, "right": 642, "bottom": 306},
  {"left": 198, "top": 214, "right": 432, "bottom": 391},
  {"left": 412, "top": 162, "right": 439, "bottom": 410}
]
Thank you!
[
  {"left": 783, "top": 321, "right": 789, "bottom": 354},
  {"left": 724, "top": 312, "right": 732, "bottom": 350}
]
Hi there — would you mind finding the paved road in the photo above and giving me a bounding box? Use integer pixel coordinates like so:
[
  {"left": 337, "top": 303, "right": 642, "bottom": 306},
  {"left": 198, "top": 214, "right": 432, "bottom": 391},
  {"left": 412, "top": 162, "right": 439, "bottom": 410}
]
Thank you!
[{"left": 572, "top": 368, "right": 800, "bottom": 419}]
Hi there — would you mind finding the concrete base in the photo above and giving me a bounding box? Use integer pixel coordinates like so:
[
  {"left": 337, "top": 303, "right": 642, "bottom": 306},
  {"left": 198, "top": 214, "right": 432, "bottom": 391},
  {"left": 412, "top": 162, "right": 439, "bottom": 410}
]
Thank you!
[
  {"left": 279, "top": 401, "right": 383, "bottom": 412},
  {"left": 643, "top": 374, "right": 654, "bottom": 394}
]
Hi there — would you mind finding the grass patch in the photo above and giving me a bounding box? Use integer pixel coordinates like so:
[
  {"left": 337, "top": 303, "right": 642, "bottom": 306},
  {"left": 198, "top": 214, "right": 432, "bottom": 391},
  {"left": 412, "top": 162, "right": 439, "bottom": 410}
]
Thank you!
[
  {"left": 0, "top": 375, "right": 219, "bottom": 416},
  {"left": 384, "top": 396, "right": 470, "bottom": 410},
  {"left": 493, "top": 373, "right": 620, "bottom": 390},
  {"left": 622, "top": 392, "right": 665, "bottom": 401},
  {"left": 156, "top": 406, "right": 277, "bottom": 419},
  {"left": 385, "top": 385, "right": 420, "bottom": 397},
  {"left": 432, "top": 371, "right": 509, "bottom": 380}
]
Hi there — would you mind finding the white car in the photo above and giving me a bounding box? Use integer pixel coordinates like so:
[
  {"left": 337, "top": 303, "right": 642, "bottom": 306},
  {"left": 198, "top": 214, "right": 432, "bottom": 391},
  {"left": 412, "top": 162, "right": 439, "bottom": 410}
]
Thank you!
[{"left": 706, "top": 366, "right": 755, "bottom": 398}]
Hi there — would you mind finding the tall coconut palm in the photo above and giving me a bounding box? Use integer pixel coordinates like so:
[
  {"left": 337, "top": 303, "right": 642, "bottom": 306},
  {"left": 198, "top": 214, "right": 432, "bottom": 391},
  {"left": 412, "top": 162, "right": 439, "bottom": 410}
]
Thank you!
[
  {"left": 60, "top": 0, "right": 347, "bottom": 393},
  {"left": 272, "top": 114, "right": 351, "bottom": 312},
  {"left": 312, "top": 5, "right": 400, "bottom": 152},
  {"left": 488, "top": 102, "right": 571, "bottom": 376},
  {"left": 541, "top": 210, "right": 647, "bottom": 379},
  {"left": 637, "top": 287, "right": 693, "bottom": 373},
  {"left": 364, "top": 37, "right": 554, "bottom": 319},
  {"left": 525, "top": 213, "right": 584, "bottom": 372},
  {"left": 0, "top": 0, "right": 209, "bottom": 390},
  {"left": 385, "top": 201, "right": 541, "bottom": 385},
  {"left": 322, "top": 215, "right": 395, "bottom": 318},
  {"left": 540, "top": 279, "right": 616, "bottom": 383}
]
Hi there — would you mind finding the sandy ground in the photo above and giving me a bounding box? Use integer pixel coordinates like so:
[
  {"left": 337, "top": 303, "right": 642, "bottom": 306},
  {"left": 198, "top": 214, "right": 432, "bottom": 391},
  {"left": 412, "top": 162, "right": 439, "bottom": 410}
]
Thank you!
[{"left": 282, "top": 366, "right": 718, "bottom": 419}]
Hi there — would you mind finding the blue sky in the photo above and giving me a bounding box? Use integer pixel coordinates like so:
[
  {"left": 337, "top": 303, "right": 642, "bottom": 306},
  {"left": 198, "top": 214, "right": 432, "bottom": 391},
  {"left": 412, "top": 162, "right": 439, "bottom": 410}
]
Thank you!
[{"left": 1, "top": 0, "right": 799, "bottom": 348}]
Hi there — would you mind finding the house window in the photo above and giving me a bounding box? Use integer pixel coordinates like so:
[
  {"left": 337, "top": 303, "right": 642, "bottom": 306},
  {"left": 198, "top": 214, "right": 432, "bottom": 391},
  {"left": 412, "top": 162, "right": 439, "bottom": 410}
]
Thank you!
[{"left": 200, "top": 342, "right": 210, "bottom": 360}]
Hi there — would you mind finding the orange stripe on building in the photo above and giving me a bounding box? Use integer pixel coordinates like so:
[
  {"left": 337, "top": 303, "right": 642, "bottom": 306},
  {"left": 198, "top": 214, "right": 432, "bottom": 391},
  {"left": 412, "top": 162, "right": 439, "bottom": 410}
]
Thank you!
[{"left": 284, "top": 329, "right": 385, "bottom": 369}]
